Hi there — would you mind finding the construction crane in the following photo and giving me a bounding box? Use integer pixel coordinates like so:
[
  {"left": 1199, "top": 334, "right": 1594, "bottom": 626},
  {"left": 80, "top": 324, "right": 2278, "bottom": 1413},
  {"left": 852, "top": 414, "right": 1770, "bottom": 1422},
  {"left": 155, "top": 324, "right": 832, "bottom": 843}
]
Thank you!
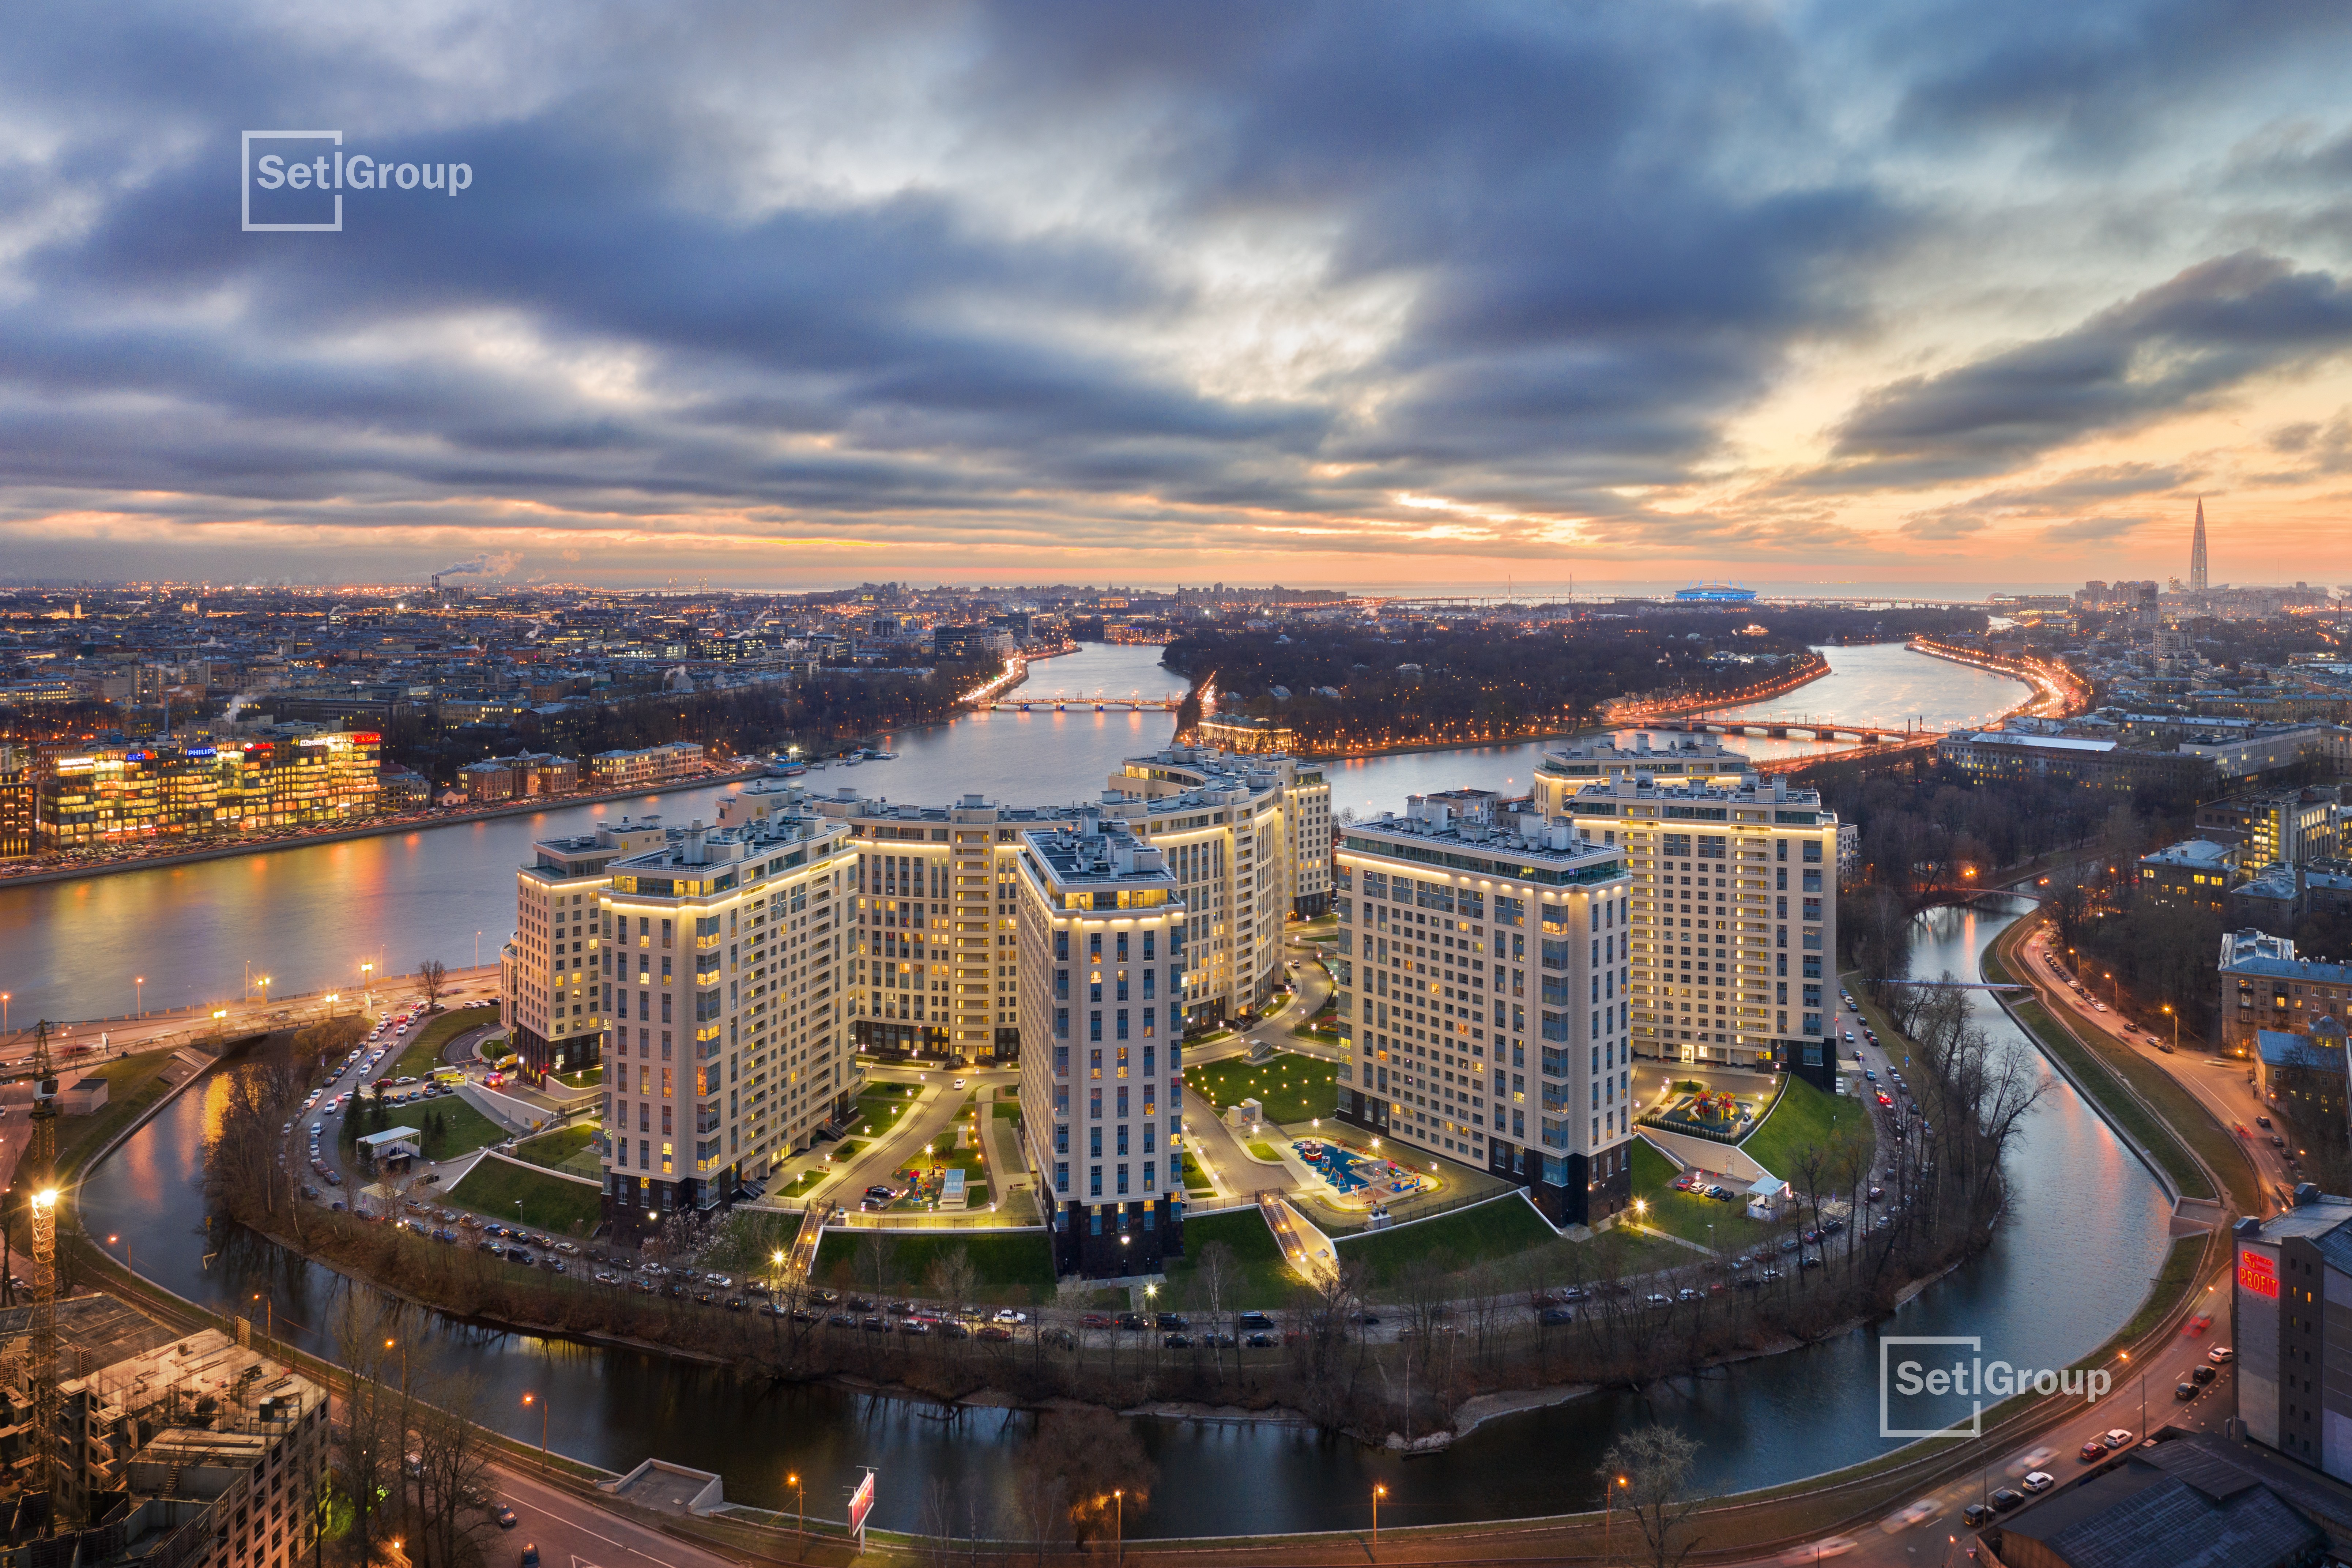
[{"left": 24, "top": 1022, "right": 60, "bottom": 1533}]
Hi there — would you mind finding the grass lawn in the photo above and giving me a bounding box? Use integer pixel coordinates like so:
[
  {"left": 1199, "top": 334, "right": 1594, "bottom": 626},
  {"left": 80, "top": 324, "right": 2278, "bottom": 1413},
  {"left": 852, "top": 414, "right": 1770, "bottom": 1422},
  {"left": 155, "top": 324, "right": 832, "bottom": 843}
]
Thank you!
[
  {"left": 1245, "top": 1141, "right": 1282, "bottom": 1162},
  {"left": 1629, "top": 1139, "right": 1782, "bottom": 1254},
  {"left": 57, "top": 1048, "right": 182, "bottom": 1177},
  {"left": 1179, "top": 1150, "right": 1214, "bottom": 1193},
  {"left": 513, "top": 1124, "right": 602, "bottom": 1177},
  {"left": 1185, "top": 1051, "right": 1337, "bottom": 1125},
  {"left": 414, "top": 1097, "right": 513, "bottom": 1161},
  {"left": 391, "top": 1004, "right": 499, "bottom": 1080},
  {"left": 2005, "top": 998, "right": 2217, "bottom": 1202},
  {"left": 812, "top": 1229, "right": 1056, "bottom": 1301},
  {"left": 851, "top": 1083, "right": 921, "bottom": 1139},
  {"left": 775, "top": 1167, "right": 829, "bottom": 1200},
  {"left": 1339, "top": 1196, "right": 1554, "bottom": 1288},
  {"left": 1161, "top": 1208, "right": 1300, "bottom": 1305},
  {"left": 553, "top": 1065, "right": 604, "bottom": 1090},
  {"left": 990, "top": 1100, "right": 1022, "bottom": 1121},
  {"left": 1982, "top": 938, "right": 2250, "bottom": 1212},
  {"left": 447, "top": 1157, "right": 602, "bottom": 1236},
  {"left": 1740, "top": 1073, "right": 1872, "bottom": 1181}
]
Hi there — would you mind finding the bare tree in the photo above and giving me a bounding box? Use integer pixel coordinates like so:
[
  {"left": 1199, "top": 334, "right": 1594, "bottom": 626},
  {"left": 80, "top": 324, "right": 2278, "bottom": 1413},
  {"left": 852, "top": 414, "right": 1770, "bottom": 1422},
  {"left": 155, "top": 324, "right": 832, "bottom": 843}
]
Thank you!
[
  {"left": 331, "top": 1290, "right": 409, "bottom": 1567},
  {"left": 1601, "top": 1424, "right": 1706, "bottom": 1568},
  {"left": 411, "top": 1369, "right": 498, "bottom": 1568},
  {"left": 418, "top": 958, "right": 448, "bottom": 1012},
  {"left": 1195, "top": 1240, "right": 1235, "bottom": 1381}
]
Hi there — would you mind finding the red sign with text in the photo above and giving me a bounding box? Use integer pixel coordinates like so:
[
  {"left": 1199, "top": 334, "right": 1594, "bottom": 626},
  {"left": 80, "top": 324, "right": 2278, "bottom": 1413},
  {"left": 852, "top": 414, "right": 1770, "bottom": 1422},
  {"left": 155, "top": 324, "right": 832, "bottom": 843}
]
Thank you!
[
  {"left": 848, "top": 1473, "right": 875, "bottom": 1535},
  {"left": 2239, "top": 1248, "right": 2279, "bottom": 1300}
]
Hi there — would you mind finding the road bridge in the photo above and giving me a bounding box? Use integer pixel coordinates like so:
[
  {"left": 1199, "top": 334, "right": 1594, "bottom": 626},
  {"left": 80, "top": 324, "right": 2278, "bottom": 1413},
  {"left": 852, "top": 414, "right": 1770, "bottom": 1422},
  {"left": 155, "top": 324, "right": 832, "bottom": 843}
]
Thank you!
[{"left": 986, "top": 696, "right": 1183, "bottom": 712}]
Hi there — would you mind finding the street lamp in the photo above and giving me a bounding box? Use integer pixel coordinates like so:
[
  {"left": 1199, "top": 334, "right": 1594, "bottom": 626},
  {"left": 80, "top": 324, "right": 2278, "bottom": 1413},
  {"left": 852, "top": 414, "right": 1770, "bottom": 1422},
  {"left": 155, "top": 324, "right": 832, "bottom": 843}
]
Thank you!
[
  {"left": 135, "top": 976, "right": 144, "bottom": 1017},
  {"left": 106, "top": 1233, "right": 132, "bottom": 1273},
  {"left": 2163, "top": 1003, "right": 2178, "bottom": 1052},
  {"left": 1112, "top": 1488, "right": 1124, "bottom": 1568},
  {"left": 523, "top": 1392, "right": 547, "bottom": 1452},
  {"left": 787, "top": 1471, "right": 804, "bottom": 1541},
  {"left": 1605, "top": 1475, "right": 1626, "bottom": 1559},
  {"left": 1372, "top": 1482, "right": 1386, "bottom": 1551}
]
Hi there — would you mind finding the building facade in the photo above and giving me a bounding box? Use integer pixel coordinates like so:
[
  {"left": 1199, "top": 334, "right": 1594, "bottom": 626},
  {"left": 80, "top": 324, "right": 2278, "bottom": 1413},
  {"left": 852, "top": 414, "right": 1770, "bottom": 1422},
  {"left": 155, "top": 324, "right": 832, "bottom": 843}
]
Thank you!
[
  {"left": 588, "top": 741, "right": 706, "bottom": 789},
  {"left": 2220, "top": 929, "right": 2352, "bottom": 1057},
  {"left": 2137, "top": 839, "right": 2236, "bottom": 916},
  {"left": 1934, "top": 730, "right": 2212, "bottom": 793},
  {"left": 499, "top": 817, "right": 675, "bottom": 1078},
  {"left": 595, "top": 811, "right": 855, "bottom": 1242},
  {"left": 1331, "top": 797, "right": 1635, "bottom": 1227},
  {"left": 1538, "top": 767, "right": 1844, "bottom": 1080},
  {"left": 2197, "top": 787, "right": 2342, "bottom": 869},
  {"left": 32, "top": 732, "right": 381, "bottom": 849},
  {"left": 2233, "top": 1197, "right": 2352, "bottom": 1478},
  {"left": 1014, "top": 818, "right": 1189, "bottom": 1277}
]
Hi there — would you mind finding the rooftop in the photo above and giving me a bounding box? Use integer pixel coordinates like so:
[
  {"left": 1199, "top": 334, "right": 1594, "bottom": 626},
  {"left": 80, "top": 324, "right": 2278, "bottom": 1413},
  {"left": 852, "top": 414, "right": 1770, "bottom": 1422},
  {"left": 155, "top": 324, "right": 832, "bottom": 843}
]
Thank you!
[{"left": 2141, "top": 839, "right": 2234, "bottom": 868}]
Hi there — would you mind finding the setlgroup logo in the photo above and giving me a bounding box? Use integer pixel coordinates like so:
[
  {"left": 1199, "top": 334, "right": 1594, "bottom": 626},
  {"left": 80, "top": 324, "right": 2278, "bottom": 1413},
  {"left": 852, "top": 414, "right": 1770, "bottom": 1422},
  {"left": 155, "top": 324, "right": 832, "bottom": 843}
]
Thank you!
[
  {"left": 242, "top": 131, "right": 474, "bottom": 232},
  {"left": 1880, "top": 1335, "right": 2112, "bottom": 1439}
]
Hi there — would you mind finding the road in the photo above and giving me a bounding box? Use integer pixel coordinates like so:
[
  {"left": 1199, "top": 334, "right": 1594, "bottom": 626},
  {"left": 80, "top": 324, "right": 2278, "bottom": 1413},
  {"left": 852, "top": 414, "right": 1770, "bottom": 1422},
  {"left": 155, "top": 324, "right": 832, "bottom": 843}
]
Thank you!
[
  {"left": 1740, "top": 1279, "right": 2234, "bottom": 1566},
  {"left": 0, "top": 965, "right": 503, "bottom": 1073},
  {"left": 2010, "top": 920, "right": 2290, "bottom": 1214},
  {"left": 488, "top": 1462, "right": 745, "bottom": 1568}
]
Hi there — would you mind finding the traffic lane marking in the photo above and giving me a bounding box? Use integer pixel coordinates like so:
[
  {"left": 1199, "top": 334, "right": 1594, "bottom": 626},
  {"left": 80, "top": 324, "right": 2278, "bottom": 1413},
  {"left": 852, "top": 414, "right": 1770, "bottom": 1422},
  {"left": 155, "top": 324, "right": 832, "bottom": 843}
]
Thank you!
[{"left": 498, "top": 1474, "right": 714, "bottom": 1568}]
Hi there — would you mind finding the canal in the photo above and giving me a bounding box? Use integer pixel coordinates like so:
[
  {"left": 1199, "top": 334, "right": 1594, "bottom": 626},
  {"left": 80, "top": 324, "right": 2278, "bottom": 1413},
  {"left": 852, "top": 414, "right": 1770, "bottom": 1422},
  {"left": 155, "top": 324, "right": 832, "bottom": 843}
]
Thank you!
[{"left": 69, "top": 638, "right": 2174, "bottom": 1536}]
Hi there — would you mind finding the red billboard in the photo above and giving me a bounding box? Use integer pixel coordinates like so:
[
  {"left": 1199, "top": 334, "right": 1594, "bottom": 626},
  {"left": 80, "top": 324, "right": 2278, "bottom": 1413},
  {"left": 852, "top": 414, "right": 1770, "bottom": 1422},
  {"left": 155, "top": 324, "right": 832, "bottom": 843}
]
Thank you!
[
  {"left": 848, "top": 1472, "right": 875, "bottom": 1537},
  {"left": 2238, "top": 1247, "right": 2279, "bottom": 1301}
]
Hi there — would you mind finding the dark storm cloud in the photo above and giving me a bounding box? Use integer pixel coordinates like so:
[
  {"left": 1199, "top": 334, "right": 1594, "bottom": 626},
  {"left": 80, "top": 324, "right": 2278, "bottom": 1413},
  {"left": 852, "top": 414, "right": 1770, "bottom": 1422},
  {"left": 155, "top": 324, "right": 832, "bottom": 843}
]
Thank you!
[
  {"left": 0, "top": 1, "right": 2348, "bottom": 579},
  {"left": 1818, "top": 253, "right": 2352, "bottom": 487}
]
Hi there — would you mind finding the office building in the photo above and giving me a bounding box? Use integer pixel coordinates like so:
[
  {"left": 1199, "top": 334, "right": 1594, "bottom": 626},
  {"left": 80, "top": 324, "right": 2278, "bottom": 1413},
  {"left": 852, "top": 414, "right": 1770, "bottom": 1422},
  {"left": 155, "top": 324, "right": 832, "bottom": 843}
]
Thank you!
[
  {"left": 1983, "top": 1432, "right": 2329, "bottom": 1568},
  {"left": 1934, "top": 729, "right": 2212, "bottom": 793},
  {"left": 1535, "top": 765, "right": 1843, "bottom": 1080},
  {"left": 1013, "top": 815, "right": 1189, "bottom": 1277},
  {"left": 32, "top": 733, "right": 382, "bottom": 850},
  {"left": 1331, "top": 796, "right": 1635, "bottom": 1226},
  {"left": 0, "top": 745, "right": 33, "bottom": 857},
  {"left": 2197, "top": 787, "right": 2342, "bottom": 869},
  {"left": 2219, "top": 929, "right": 2352, "bottom": 1056},
  {"left": 2231, "top": 1194, "right": 2352, "bottom": 1483},
  {"left": 594, "top": 810, "right": 855, "bottom": 1240}
]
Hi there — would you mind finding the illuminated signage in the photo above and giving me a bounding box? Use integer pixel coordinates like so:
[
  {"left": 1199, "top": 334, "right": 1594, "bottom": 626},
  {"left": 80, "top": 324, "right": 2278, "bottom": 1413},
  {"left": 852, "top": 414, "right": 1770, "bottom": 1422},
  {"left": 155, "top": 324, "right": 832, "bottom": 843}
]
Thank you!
[
  {"left": 847, "top": 1473, "right": 876, "bottom": 1540},
  {"left": 2239, "top": 1247, "right": 2279, "bottom": 1300}
]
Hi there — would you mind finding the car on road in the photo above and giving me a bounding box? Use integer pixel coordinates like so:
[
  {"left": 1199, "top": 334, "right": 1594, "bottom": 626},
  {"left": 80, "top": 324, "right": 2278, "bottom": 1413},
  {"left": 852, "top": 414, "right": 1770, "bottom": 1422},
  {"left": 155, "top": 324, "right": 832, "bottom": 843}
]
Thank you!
[
  {"left": 1962, "top": 1503, "right": 1993, "bottom": 1526},
  {"left": 2010, "top": 1446, "right": 2057, "bottom": 1477},
  {"left": 952, "top": 1078, "right": 966, "bottom": 1089},
  {"left": 519, "top": 1548, "right": 538, "bottom": 1568},
  {"left": 2209, "top": 1345, "right": 2235, "bottom": 1364},
  {"left": 2102, "top": 1428, "right": 2134, "bottom": 1449},
  {"left": 1244, "top": 1333, "right": 1276, "bottom": 1349},
  {"left": 2175, "top": 1380, "right": 2199, "bottom": 1400},
  {"left": 1778, "top": 1540, "right": 1854, "bottom": 1565},
  {"left": 1990, "top": 1488, "right": 2027, "bottom": 1513},
  {"left": 993, "top": 1308, "right": 1028, "bottom": 1324},
  {"left": 493, "top": 1505, "right": 517, "bottom": 1529},
  {"left": 2078, "top": 1439, "right": 2107, "bottom": 1462},
  {"left": 2021, "top": 1470, "right": 2055, "bottom": 1493},
  {"left": 2193, "top": 1363, "right": 2217, "bottom": 1385},
  {"left": 2258, "top": 1115, "right": 2273, "bottom": 1128}
]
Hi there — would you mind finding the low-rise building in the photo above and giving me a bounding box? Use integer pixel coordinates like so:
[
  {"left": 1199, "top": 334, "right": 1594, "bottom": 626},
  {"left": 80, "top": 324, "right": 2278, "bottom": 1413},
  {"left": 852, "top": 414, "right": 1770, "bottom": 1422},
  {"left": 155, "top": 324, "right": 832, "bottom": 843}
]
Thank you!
[
  {"left": 588, "top": 741, "right": 706, "bottom": 789},
  {"left": 2197, "top": 785, "right": 2342, "bottom": 867},
  {"left": 1934, "top": 729, "right": 2212, "bottom": 793},
  {"left": 2137, "top": 839, "right": 2236, "bottom": 916},
  {"left": 2230, "top": 1194, "right": 2352, "bottom": 1487}
]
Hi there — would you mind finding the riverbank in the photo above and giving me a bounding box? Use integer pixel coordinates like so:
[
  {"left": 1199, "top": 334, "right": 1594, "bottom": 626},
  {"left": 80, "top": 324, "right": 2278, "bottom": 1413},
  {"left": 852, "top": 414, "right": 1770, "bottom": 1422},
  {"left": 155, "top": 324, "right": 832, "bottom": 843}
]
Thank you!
[
  {"left": 0, "top": 766, "right": 766, "bottom": 891},
  {"left": 1605, "top": 647, "right": 1833, "bottom": 723}
]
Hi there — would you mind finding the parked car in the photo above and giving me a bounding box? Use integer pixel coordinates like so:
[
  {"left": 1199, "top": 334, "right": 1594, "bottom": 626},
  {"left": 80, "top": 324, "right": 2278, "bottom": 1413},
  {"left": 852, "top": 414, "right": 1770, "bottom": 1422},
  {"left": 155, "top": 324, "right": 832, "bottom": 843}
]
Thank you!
[
  {"left": 2021, "top": 1471, "right": 2055, "bottom": 1493},
  {"left": 493, "top": 1505, "right": 517, "bottom": 1529}
]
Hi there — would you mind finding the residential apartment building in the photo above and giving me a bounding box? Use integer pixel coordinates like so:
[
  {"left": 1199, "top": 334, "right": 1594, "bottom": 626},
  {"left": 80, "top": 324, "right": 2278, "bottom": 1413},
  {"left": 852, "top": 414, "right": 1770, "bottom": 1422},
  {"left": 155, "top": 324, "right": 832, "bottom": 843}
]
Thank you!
[
  {"left": 588, "top": 740, "right": 706, "bottom": 789},
  {"left": 1330, "top": 796, "right": 1635, "bottom": 1226},
  {"left": 1106, "top": 745, "right": 1334, "bottom": 984},
  {"left": 2137, "top": 839, "right": 2236, "bottom": 916},
  {"left": 0, "top": 1313, "right": 331, "bottom": 1568},
  {"left": 500, "top": 815, "right": 672, "bottom": 1078},
  {"left": 1013, "top": 816, "right": 1189, "bottom": 1277},
  {"left": 596, "top": 812, "right": 854, "bottom": 1241},
  {"left": 1535, "top": 732, "right": 1757, "bottom": 793},
  {"left": 2220, "top": 928, "right": 2352, "bottom": 1057},
  {"left": 0, "top": 745, "right": 29, "bottom": 857},
  {"left": 1538, "top": 765, "right": 1844, "bottom": 1080}
]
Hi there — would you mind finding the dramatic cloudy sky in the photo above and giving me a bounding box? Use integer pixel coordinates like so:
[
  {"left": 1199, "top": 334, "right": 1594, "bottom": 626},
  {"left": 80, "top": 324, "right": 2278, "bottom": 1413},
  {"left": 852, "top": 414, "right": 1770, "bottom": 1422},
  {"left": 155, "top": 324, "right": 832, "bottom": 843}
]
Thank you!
[{"left": 7, "top": 1, "right": 2352, "bottom": 593}]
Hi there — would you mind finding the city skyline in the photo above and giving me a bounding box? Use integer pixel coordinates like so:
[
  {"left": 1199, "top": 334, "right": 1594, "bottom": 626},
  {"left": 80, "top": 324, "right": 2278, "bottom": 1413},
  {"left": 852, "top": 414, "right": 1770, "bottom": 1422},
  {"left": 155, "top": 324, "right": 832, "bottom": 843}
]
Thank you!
[{"left": 8, "top": 7, "right": 2352, "bottom": 592}]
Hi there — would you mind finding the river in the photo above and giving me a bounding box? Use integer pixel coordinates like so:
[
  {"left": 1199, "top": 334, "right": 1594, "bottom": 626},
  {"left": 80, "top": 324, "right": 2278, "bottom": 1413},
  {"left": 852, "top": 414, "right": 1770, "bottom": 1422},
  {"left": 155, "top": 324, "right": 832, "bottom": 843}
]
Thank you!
[
  {"left": 0, "top": 640, "right": 2029, "bottom": 1025},
  {"left": 68, "top": 642, "right": 2173, "bottom": 1536}
]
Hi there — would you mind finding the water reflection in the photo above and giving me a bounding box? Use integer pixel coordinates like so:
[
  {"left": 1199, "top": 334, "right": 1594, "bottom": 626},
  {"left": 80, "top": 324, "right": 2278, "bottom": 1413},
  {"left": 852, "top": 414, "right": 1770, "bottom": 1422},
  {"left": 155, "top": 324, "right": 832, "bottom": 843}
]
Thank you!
[{"left": 80, "top": 899, "right": 2164, "bottom": 1535}]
